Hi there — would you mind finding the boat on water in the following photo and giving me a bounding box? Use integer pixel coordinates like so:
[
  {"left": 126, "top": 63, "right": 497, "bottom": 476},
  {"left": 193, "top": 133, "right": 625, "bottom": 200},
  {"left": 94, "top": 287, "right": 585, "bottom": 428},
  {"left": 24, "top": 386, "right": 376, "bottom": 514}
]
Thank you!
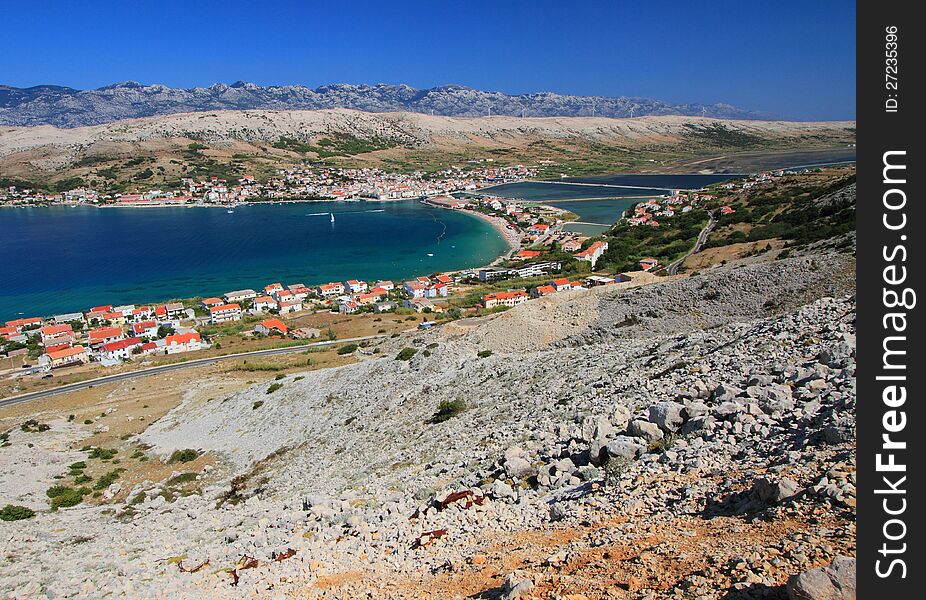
[
  {"left": 330, "top": 213, "right": 335, "bottom": 223},
  {"left": 227, "top": 209, "right": 234, "bottom": 214},
  {"left": 426, "top": 253, "right": 434, "bottom": 257}
]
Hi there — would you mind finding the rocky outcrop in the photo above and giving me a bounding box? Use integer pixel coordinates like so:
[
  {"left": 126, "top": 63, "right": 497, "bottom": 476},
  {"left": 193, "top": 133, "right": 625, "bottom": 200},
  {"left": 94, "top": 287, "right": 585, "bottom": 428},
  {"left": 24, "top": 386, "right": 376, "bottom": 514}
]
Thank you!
[{"left": 787, "top": 556, "right": 856, "bottom": 600}]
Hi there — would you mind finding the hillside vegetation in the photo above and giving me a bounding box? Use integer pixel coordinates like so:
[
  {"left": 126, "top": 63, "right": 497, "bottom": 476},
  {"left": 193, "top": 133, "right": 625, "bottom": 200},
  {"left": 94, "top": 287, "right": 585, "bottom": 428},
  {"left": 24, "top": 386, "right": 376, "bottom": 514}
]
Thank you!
[{"left": 0, "top": 111, "right": 855, "bottom": 191}]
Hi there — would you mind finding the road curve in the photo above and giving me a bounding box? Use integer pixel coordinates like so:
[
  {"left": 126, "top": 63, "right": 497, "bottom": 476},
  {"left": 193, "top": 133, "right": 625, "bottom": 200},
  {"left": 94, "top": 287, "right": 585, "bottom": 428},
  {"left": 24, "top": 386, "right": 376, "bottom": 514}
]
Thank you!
[
  {"left": 0, "top": 334, "right": 387, "bottom": 409},
  {"left": 667, "top": 212, "right": 718, "bottom": 275}
]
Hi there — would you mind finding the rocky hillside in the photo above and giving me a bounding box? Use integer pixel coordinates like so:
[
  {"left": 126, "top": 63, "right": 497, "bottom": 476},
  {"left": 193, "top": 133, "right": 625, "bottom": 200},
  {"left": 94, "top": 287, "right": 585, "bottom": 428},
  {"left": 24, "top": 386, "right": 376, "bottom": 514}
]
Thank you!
[
  {"left": 0, "top": 249, "right": 857, "bottom": 598},
  {"left": 0, "top": 82, "right": 768, "bottom": 128},
  {"left": 0, "top": 111, "right": 856, "bottom": 185}
]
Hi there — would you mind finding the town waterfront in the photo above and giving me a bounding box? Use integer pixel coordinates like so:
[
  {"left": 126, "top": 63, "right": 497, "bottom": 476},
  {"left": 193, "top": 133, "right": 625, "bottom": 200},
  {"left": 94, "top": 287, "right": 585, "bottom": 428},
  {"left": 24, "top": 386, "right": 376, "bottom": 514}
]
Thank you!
[{"left": 0, "top": 200, "right": 508, "bottom": 319}]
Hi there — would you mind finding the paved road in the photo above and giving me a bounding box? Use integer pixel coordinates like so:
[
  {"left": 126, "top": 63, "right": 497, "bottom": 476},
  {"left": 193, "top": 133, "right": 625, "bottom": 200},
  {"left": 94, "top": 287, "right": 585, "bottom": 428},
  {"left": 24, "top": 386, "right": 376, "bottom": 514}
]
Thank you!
[
  {"left": 0, "top": 334, "right": 387, "bottom": 409},
  {"left": 667, "top": 212, "right": 718, "bottom": 275}
]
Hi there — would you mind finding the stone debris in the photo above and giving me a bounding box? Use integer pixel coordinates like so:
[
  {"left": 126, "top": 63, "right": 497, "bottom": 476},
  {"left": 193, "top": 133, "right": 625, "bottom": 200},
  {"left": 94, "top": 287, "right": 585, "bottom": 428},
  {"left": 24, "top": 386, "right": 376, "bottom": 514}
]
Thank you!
[{"left": 0, "top": 251, "right": 857, "bottom": 598}]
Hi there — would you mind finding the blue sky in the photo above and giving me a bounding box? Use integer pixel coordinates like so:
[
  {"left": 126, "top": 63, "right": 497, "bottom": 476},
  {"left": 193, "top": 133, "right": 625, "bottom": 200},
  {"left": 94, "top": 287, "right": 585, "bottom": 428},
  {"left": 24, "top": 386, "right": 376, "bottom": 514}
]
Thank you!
[{"left": 0, "top": 0, "right": 855, "bottom": 120}]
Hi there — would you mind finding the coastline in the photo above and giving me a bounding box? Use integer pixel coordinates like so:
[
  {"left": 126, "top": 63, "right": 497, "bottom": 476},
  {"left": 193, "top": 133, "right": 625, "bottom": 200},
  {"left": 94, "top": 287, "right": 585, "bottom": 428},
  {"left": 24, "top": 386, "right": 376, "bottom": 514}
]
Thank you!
[
  {"left": 460, "top": 208, "right": 522, "bottom": 267},
  {"left": 0, "top": 200, "right": 517, "bottom": 321}
]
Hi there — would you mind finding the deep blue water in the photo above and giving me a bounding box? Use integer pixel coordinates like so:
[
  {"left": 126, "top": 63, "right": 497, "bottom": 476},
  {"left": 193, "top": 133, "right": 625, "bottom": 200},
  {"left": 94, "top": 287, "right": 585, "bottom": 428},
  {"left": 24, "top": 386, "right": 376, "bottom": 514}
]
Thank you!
[
  {"left": 480, "top": 181, "right": 665, "bottom": 201},
  {"left": 0, "top": 201, "right": 507, "bottom": 320}
]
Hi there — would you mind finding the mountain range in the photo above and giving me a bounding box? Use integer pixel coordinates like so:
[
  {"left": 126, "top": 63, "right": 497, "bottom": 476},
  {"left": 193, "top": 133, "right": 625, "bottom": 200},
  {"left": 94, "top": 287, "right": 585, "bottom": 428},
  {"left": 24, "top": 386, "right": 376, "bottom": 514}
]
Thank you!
[{"left": 0, "top": 81, "right": 767, "bottom": 128}]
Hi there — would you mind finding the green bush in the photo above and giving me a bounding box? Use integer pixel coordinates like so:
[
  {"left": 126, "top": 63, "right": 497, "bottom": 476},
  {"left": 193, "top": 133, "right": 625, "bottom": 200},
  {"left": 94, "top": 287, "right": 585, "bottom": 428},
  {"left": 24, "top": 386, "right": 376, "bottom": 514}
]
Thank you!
[
  {"left": 168, "top": 449, "right": 199, "bottom": 464},
  {"left": 0, "top": 505, "right": 35, "bottom": 521},
  {"left": 477, "top": 350, "right": 493, "bottom": 358},
  {"left": 266, "top": 383, "right": 284, "bottom": 394},
  {"left": 396, "top": 348, "right": 417, "bottom": 361},
  {"left": 166, "top": 472, "right": 198, "bottom": 486},
  {"left": 337, "top": 343, "right": 359, "bottom": 355},
  {"left": 47, "top": 486, "right": 90, "bottom": 510},
  {"left": 252, "top": 400, "right": 264, "bottom": 410},
  {"left": 87, "top": 447, "right": 118, "bottom": 460},
  {"left": 20, "top": 419, "right": 50, "bottom": 433},
  {"left": 45, "top": 485, "right": 69, "bottom": 498},
  {"left": 429, "top": 399, "right": 467, "bottom": 424},
  {"left": 93, "top": 469, "right": 124, "bottom": 490}
]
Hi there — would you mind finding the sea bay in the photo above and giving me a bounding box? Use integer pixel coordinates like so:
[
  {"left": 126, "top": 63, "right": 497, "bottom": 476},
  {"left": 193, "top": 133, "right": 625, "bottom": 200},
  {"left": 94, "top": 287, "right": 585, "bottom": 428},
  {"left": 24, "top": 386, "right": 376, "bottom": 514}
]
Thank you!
[{"left": 0, "top": 200, "right": 508, "bottom": 320}]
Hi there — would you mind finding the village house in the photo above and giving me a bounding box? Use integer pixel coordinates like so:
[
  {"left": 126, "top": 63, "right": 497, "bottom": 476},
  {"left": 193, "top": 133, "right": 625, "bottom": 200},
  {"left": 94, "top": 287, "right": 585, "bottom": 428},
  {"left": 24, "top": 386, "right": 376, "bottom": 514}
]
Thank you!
[
  {"left": 560, "top": 239, "right": 584, "bottom": 253},
  {"left": 264, "top": 283, "right": 285, "bottom": 295},
  {"left": 112, "top": 305, "right": 136, "bottom": 317},
  {"left": 342, "top": 280, "right": 369, "bottom": 294},
  {"left": 132, "top": 320, "right": 159, "bottom": 340},
  {"left": 527, "top": 223, "right": 550, "bottom": 236},
  {"left": 138, "top": 341, "right": 161, "bottom": 355},
  {"left": 40, "top": 324, "right": 74, "bottom": 346},
  {"left": 374, "top": 301, "right": 397, "bottom": 313},
  {"left": 52, "top": 312, "right": 84, "bottom": 325},
  {"left": 573, "top": 240, "right": 609, "bottom": 268},
  {"left": 339, "top": 299, "right": 360, "bottom": 314},
  {"left": 355, "top": 288, "right": 386, "bottom": 305},
  {"left": 424, "top": 283, "right": 449, "bottom": 298},
  {"left": 224, "top": 289, "right": 258, "bottom": 303},
  {"left": 88, "top": 326, "right": 125, "bottom": 348},
  {"left": 288, "top": 285, "right": 311, "bottom": 301},
  {"left": 86, "top": 306, "right": 111, "bottom": 322},
  {"left": 5, "top": 317, "right": 42, "bottom": 332},
  {"left": 403, "top": 280, "right": 427, "bottom": 298},
  {"left": 514, "top": 249, "right": 542, "bottom": 260},
  {"left": 99, "top": 337, "right": 144, "bottom": 366},
  {"left": 403, "top": 298, "right": 441, "bottom": 313},
  {"left": 374, "top": 280, "right": 395, "bottom": 291},
  {"left": 39, "top": 345, "right": 88, "bottom": 370},
  {"left": 274, "top": 290, "right": 295, "bottom": 304},
  {"left": 0, "top": 326, "right": 25, "bottom": 343},
  {"left": 201, "top": 297, "right": 224, "bottom": 310},
  {"left": 209, "top": 303, "right": 242, "bottom": 324},
  {"left": 102, "top": 311, "right": 127, "bottom": 326},
  {"left": 482, "top": 290, "right": 528, "bottom": 309},
  {"left": 550, "top": 278, "right": 575, "bottom": 292},
  {"left": 532, "top": 285, "right": 557, "bottom": 298},
  {"left": 639, "top": 257, "right": 660, "bottom": 271},
  {"left": 251, "top": 295, "right": 278, "bottom": 312},
  {"left": 317, "top": 282, "right": 345, "bottom": 297},
  {"left": 255, "top": 318, "right": 289, "bottom": 336},
  {"left": 278, "top": 299, "right": 303, "bottom": 314},
  {"left": 132, "top": 306, "right": 155, "bottom": 322},
  {"left": 165, "top": 302, "right": 186, "bottom": 318},
  {"left": 165, "top": 331, "right": 204, "bottom": 354}
]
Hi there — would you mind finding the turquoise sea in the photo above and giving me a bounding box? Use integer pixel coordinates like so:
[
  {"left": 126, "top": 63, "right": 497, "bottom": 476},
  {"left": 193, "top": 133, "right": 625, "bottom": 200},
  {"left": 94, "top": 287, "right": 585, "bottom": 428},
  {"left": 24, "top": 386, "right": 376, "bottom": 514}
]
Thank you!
[
  {"left": 0, "top": 200, "right": 508, "bottom": 320},
  {"left": 477, "top": 174, "right": 746, "bottom": 235}
]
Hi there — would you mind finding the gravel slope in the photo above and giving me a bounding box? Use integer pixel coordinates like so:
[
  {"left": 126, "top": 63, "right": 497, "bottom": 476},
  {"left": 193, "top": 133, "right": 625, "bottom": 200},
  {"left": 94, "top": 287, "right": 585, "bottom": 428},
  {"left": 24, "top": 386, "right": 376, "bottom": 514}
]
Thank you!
[{"left": 0, "top": 251, "right": 856, "bottom": 598}]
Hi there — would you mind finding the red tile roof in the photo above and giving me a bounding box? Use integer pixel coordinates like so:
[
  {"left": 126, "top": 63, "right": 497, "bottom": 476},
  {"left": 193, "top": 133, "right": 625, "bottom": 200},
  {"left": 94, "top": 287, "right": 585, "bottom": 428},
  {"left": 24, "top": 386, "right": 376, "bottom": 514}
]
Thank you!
[{"left": 258, "top": 319, "right": 289, "bottom": 333}]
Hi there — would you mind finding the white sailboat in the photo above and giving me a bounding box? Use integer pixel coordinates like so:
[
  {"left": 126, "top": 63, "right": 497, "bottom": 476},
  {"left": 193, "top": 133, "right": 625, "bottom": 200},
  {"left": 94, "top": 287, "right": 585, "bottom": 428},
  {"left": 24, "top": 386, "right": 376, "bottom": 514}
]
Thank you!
[{"left": 330, "top": 213, "right": 335, "bottom": 223}]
